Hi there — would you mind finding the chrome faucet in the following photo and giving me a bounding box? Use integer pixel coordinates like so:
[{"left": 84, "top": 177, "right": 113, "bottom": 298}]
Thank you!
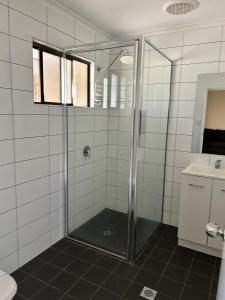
[{"left": 215, "top": 160, "right": 223, "bottom": 169}]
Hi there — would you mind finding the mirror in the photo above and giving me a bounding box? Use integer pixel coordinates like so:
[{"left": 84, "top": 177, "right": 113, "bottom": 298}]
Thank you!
[{"left": 192, "top": 73, "right": 225, "bottom": 155}]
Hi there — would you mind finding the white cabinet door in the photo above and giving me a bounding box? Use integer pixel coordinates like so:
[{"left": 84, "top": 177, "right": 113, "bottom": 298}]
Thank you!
[
  {"left": 178, "top": 175, "right": 212, "bottom": 245},
  {"left": 208, "top": 179, "right": 225, "bottom": 250}
]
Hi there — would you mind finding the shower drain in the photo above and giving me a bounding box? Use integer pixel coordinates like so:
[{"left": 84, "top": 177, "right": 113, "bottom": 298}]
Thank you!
[
  {"left": 103, "top": 230, "right": 112, "bottom": 236},
  {"left": 140, "top": 287, "right": 157, "bottom": 300}
]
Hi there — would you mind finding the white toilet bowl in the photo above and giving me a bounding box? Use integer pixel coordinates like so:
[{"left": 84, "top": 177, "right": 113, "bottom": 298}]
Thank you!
[{"left": 0, "top": 271, "right": 17, "bottom": 300}]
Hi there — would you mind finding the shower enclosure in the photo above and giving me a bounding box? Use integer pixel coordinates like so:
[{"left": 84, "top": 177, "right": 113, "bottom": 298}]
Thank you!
[{"left": 63, "top": 37, "right": 172, "bottom": 260}]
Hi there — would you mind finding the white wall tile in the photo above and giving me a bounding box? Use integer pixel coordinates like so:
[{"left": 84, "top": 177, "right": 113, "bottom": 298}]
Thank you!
[
  {"left": 0, "top": 88, "right": 12, "bottom": 114},
  {"left": 15, "top": 156, "right": 49, "bottom": 184},
  {"left": 182, "top": 42, "right": 221, "bottom": 65},
  {"left": 15, "top": 136, "right": 49, "bottom": 161},
  {"left": 47, "top": 27, "right": 74, "bottom": 48},
  {"left": 9, "top": 0, "right": 47, "bottom": 23},
  {"left": 0, "top": 164, "right": 15, "bottom": 190},
  {"left": 178, "top": 101, "right": 195, "bottom": 118},
  {"left": 150, "top": 32, "right": 183, "bottom": 48},
  {"left": 0, "top": 4, "right": 9, "bottom": 34},
  {"left": 16, "top": 176, "right": 49, "bottom": 206},
  {"left": 0, "top": 231, "right": 17, "bottom": 261},
  {"left": 14, "top": 115, "right": 48, "bottom": 138},
  {"left": 0, "top": 33, "right": 9, "bottom": 61},
  {"left": 12, "top": 90, "right": 48, "bottom": 115},
  {"left": 17, "top": 195, "right": 49, "bottom": 227},
  {"left": 75, "top": 20, "right": 95, "bottom": 43},
  {"left": 177, "top": 118, "right": 193, "bottom": 135},
  {"left": 180, "top": 62, "right": 219, "bottom": 82},
  {"left": 0, "top": 210, "right": 17, "bottom": 237},
  {"left": 0, "top": 62, "right": 11, "bottom": 88},
  {"left": 183, "top": 26, "right": 222, "bottom": 46},
  {"left": 0, "top": 187, "right": 16, "bottom": 214},
  {"left": 0, "top": 252, "right": 18, "bottom": 274},
  {"left": 0, "top": 140, "right": 14, "bottom": 165},
  {"left": 19, "top": 232, "right": 50, "bottom": 266},
  {"left": 18, "top": 214, "right": 50, "bottom": 248},
  {"left": 11, "top": 64, "right": 33, "bottom": 91},
  {"left": 47, "top": 6, "right": 74, "bottom": 36},
  {"left": 10, "top": 37, "right": 32, "bottom": 67},
  {"left": 9, "top": 9, "right": 46, "bottom": 42}
]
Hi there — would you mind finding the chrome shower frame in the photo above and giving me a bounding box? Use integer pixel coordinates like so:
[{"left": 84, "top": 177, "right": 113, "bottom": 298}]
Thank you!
[{"left": 62, "top": 36, "right": 172, "bottom": 261}]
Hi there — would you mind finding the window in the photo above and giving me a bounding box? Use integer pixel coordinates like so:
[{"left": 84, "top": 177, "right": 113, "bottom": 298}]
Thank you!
[{"left": 32, "top": 42, "right": 91, "bottom": 107}]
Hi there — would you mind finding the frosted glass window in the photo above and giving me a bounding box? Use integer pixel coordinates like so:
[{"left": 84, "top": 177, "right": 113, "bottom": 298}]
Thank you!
[
  {"left": 110, "top": 74, "right": 118, "bottom": 108},
  {"left": 72, "top": 60, "right": 89, "bottom": 107},
  {"left": 33, "top": 48, "right": 41, "bottom": 103},
  {"left": 43, "top": 52, "right": 61, "bottom": 103}
]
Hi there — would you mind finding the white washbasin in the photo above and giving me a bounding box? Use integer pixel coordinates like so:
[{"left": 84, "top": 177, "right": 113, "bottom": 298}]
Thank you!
[{"left": 183, "top": 164, "right": 225, "bottom": 179}]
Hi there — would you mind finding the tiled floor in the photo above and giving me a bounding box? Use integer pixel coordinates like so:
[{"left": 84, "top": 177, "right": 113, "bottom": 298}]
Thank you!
[
  {"left": 12, "top": 225, "right": 219, "bottom": 300},
  {"left": 70, "top": 208, "right": 159, "bottom": 255}
]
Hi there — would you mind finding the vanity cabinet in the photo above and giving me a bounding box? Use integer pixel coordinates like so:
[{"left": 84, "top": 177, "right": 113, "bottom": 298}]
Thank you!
[{"left": 178, "top": 174, "right": 225, "bottom": 256}]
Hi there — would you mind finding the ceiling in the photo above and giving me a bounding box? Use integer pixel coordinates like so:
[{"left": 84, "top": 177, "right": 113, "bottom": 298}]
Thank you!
[{"left": 55, "top": 0, "right": 225, "bottom": 36}]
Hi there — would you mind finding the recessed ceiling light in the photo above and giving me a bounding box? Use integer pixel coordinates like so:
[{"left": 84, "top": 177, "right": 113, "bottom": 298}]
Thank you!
[{"left": 163, "top": 0, "right": 199, "bottom": 15}]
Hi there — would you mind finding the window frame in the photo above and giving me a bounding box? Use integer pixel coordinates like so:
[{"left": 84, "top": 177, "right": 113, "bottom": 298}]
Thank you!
[
  {"left": 33, "top": 41, "right": 66, "bottom": 105},
  {"left": 33, "top": 42, "right": 91, "bottom": 107},
  {"left": 66, "top": 54, "right": 91, "bottom": 108}
]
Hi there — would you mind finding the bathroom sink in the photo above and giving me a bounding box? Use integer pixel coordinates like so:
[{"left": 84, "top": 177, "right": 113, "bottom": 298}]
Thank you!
[{"left": 183, "top": 164, "right": 225, "bottom": 179}]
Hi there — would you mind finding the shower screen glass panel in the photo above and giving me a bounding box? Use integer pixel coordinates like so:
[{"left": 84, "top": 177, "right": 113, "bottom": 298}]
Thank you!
[
  {"left": 66, "top": 44, "right": 135, "bottom": 257},
  {"left": 135, "top": 41, "right": 171, "bottom": 254}
]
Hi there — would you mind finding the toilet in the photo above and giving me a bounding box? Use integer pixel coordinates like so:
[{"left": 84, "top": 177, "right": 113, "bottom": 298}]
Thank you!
[{"left": 0, "top": 271, "right": 17, "bottom": 300}]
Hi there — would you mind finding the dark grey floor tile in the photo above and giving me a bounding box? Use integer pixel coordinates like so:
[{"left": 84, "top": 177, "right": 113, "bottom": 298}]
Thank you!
[
  {"left": 18, "top": 277, "right": 44, "bottom": 298},
  {"left": 181, "top": 285, "right": 209, "bottom": 300},
  {"left": 123, "top": 282, "right": 146, "bottom": 300},
  {"left": 38, "top": 248, "right": 59, "bottom": 262},
  {"left": 79, "top": 248, "right": 102, "bottom": 264},
  {"left": 211, "top": 279, "right": 218, "bottom": 295},
  {"left": 83, "top": 265, "right": 110, "bottom": 285},
  {"left": 65, "top": 258, "right": 90, "bottom": 277},
  {"left": 63, "top": 243, "right": 86, "bottom": 257},
  {"left": 52, "top": 239, "right": 72, "bottom": 251},
  {"left": 191, "top": 260, "right": 214, "bottom": 277},
  {"left": 150, "top": 247, "right": 171, "bottom": 262},
  {"left": 67, "top": 278, "right": 97, "bottom": 299},
  {"left": 103, "top": 273, "right": 130, "bottom": 296},
  {"left": 164, "top": 264, "right": 188, "bottom": 283},
  {"left": 34, "top": 263, "right": 60, "bottom": 283},
  {"left": 143, "top": 257, "right": 166, "bottom": 274},
  {"left": 156, "top": 238, "right": 177, "bottom": 252},
  {"left": 114, "top": 262, "right": 139, "bottom": 279},
  {"left": 187, "top": 272, "right": 211, "bottom": 292},
  {"left": 12, "top": 269, "right": 29, "bottom": 284},
  {"left": 134, "top": 268, "right": 160, "bottom": 288},
  {"left": 157, "top": 277, "right": 183, "bottom": 299},
  {"left": 50, "top": 252, "right": 74, "bottom": 269},
  {"left": 20, "top": 258, "right": 45, "bottom": 274},
  {"left": 92, "top": 288, "right": 119, "bottom": 300},
  {"left": 174, "top": 246, "right": 195, "bottom": 258},
  {"left": 50, "top": 270, "right": 77, "bottom": 292},
  {"left": 96, "top": 254, "right": 120, "bottom": 271},
  {"left": 32, "top": 285, "right": 63, "bottom": 300},
  {"left": 195, "top": 252, "right": 216, "bottom": 265},
  {"left": 170, "top": 254, "right": 192, "bottom": 270}
]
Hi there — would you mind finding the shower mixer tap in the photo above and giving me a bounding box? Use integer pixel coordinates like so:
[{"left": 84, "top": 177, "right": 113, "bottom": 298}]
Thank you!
[{"left": 83, "top": 145, "right": 91, "bottom": 159}]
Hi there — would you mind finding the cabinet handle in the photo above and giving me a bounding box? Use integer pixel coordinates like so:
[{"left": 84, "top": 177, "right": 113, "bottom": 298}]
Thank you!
[{"left": 188, "top": 183, "right": 204, "bottom": 188}]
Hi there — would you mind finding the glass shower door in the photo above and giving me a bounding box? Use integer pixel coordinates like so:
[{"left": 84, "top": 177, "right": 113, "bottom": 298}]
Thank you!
[
  {"left": 66, "top": 42, "right": 136, "bottom": 258},
  {"left": 135, "top": 40, "right": 172, "bottom": 254}
]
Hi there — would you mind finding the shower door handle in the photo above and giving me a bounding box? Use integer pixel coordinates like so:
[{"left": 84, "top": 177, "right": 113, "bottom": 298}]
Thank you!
[{"left": 139, "top": 110, "right": 142, "bottom": 136}]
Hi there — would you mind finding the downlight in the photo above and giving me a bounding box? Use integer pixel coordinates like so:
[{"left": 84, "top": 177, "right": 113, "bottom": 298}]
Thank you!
[{"left": 163, "top": 0, "right": 199, "bottom": 15}]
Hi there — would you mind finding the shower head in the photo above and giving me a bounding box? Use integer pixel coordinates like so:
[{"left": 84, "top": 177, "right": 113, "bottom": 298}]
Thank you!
[{"left": 119, "top": 49, "right": 134, "bottom": 65}]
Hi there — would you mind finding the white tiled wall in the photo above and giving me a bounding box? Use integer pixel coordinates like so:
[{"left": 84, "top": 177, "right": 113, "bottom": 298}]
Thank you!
[
  {"left": 149, "top": 24, "right": 225, "bottom": 226},
  {"left": 0, "top": 0, "right": 108, "bottom": 273}
]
